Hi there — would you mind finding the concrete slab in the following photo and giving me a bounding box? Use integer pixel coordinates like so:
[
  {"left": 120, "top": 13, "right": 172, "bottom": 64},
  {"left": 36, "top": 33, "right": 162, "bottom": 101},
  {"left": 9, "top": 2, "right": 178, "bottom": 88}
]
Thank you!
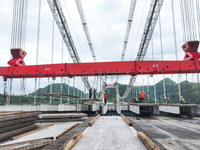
[
  {"left": 0, "top": 104, "right": 76, "bottom": 112},
  {"left": 1, "top": 122, "right": 81, "bottom": 146},
  {"left": 39, "top": 113, "right": 87, "bottom": 119},
  {"left": 72, "top": 116, "right": 146, "bottom": 150}
]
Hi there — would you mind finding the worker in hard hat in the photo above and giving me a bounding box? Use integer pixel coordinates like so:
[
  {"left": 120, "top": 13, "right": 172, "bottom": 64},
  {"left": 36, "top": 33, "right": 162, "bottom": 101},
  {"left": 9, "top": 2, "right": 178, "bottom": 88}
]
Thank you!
[
  {"left": 133, "top": 97, "right": 138, "bottom": 103},
  {"left": 164, "top": 94, "right": 170, "bottom": 103},
  {"left": 89, "top": 87, "right": 92, "bottom": 99},
  {"left": 180, "top": 96, "right": 185, "bottom": 104},
  {"left": 104, "top": 92, "right": 107, "bottom": 105},
  {"left": 93, "top": 88, "right": 96, "bottom": 99},
  {"left": 140, "top": 91, "right": 147, "bottom": 103}
]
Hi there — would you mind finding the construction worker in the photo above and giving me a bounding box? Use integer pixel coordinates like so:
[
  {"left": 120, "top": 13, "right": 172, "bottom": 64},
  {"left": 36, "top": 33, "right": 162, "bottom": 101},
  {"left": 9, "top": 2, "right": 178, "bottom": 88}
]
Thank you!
[
  {"left": 133, "top": 97, "right": 138, "bottom": 103},
  {"left": 104, "top": 92, "right": 107, "bottom": 105},
  {"left": 164, "top": 94, "right": 170, "bottom": 103},
  {"left": 89, "top": 87, "right": 92, "bottom": 99},
  {"left": 93, "top": 88, "right": 96, "bottom": 99},
  {"left": 180, "top": 96, "right": 185, "bottom": 104},
  {"left": 139, "top": 92, "right": 142, "bottom": 103},
  {"left": 140, "top": 91, "right": 147, "bottom": 103}
]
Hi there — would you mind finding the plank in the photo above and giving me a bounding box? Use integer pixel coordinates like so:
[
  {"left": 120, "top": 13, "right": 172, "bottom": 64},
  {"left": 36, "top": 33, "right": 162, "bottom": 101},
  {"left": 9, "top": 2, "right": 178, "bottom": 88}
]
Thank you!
[
  {"left": 60, "top": 132, "right": 83, "bottom": 150},
  {"left": 137, "top": 132, "right": 160, "bottom": 150},
  {"left": 88, "top": 114, "right": 100, "bottom": 127},
  {"left": 57, "top": 123, "right": 80, "bottom": 139},
  {"left": 79, "top": 98, "right": 101, "bottom": 102},
  {"left": 121, "top": 114, "right": 133, "bottom": 126},
  {"left": 43, "top": 93, "right": 79, "bottom": 98}
]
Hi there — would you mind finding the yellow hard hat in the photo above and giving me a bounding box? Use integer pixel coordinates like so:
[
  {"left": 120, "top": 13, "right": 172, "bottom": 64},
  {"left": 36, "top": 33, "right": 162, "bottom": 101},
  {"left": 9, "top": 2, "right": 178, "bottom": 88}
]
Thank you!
[
  {"left": 180, "top": 96, "right": 183, "bottom": 98},
  {"left": 142, "top": 91, "right": 144, "bottom": 93},
  {"left": 139, "top": 92, "right": 141, "bottom": 94}
]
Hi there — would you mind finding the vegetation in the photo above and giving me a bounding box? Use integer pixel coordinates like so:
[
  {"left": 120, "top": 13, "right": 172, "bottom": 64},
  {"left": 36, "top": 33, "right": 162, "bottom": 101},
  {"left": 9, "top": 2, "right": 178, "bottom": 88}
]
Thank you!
[{"left": 0, "top": 78, "right": 199, "bottom": 105}]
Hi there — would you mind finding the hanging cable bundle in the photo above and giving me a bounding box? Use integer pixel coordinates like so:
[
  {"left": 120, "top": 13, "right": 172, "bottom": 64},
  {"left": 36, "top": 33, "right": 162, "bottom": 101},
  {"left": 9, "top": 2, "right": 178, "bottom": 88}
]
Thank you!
[
  {"left": 180, "top": 0, "right": 197, "bottom": 41},
  {"left": 11, "top": 0, "right": 28, "bottom": 49}
]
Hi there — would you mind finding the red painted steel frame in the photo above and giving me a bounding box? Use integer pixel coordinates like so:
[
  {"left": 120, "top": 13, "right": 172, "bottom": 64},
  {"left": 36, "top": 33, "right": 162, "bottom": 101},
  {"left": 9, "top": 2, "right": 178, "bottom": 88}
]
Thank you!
[{"left": 0, "top": 60, "right": 199, "bottom": 81}]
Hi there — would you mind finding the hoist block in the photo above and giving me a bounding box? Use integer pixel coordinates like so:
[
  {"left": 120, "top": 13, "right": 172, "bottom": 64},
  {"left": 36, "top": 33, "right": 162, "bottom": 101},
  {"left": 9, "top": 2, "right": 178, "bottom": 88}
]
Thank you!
[
  {"left": 8, "top": 48, "right": 26, "bottom": 66},
  {"left": 182, "top": 41, "right": 200, "bottom": 60}
]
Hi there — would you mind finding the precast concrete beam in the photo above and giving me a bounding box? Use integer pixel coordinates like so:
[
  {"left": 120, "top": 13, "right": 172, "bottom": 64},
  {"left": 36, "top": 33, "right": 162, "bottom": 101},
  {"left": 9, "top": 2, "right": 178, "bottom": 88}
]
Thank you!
[
  {"left": 116, "top": 104, "right": 121, "bottom": 114},
  {"left": 58, "top": 104, "right": 76, "bottom": 111},
  {"left": 129, "top": 105, "right": 140, "bottom": 114},
  {"left": 76, "top": 104, "right": 90, "bottom": 111},
  {"left": 91, "top": 103, "right": 99, "bottom": 112},
  {"left": 129, "top": 104, "right": 159, "bottom": 115},
  {"left": 159, "top": 105, "right": 180, "bottom": 114},
  {"left": 179, "top": 104, "right": 200, "bottom": 116},
  {"left": 159, "top": 104, "right": 200, "bottom": 116},
  {"left": 107, "top": 104, "right": 116, "bottom": 111},
  {"left": 121, "top": 104, "right": 129, "bottom": 111},
  {"left": 102, "top": 105, "right": 107, "bottom": 114},
  {"left": 39, "top": 104, "right": 58, "bottom": 111}
]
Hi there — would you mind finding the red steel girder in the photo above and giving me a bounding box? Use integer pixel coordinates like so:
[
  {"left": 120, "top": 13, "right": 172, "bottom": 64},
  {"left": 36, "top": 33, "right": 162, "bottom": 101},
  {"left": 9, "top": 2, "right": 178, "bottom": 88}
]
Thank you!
[{"left": 0, "top": 60, "right": 199, "bottom": 81}]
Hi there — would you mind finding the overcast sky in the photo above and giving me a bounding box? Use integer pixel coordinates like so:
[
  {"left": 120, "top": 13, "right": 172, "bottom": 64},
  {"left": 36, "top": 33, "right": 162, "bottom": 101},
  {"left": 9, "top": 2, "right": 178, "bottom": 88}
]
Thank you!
[{"left": 0, "top": 0, "right": 199, "bottom": 95}]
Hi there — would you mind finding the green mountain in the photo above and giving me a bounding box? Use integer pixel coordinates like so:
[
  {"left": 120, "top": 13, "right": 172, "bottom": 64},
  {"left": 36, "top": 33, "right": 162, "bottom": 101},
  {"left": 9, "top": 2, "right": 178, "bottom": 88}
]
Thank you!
[
  {"left": 29, "top": 83, "right": 85, "bottom": 98},
  {"left": 104, "top": 78, "right": 200, "bottom": 104},
  {"left": 0, "top": 78, "right": 199, "bottom": 105}
]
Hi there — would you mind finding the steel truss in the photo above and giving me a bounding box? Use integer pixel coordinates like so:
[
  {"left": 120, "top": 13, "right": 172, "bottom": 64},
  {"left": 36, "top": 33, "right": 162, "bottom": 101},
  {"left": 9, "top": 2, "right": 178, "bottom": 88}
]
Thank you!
[{"left": 47, "top": 0, "right": 90, "bottom": 89}]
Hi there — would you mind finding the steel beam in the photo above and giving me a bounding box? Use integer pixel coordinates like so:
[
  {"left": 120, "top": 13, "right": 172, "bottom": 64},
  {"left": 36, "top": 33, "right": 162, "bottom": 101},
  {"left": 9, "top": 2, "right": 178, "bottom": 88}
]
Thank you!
[{"left": 0, "top": 60, "right": 199, "bottom": 80}]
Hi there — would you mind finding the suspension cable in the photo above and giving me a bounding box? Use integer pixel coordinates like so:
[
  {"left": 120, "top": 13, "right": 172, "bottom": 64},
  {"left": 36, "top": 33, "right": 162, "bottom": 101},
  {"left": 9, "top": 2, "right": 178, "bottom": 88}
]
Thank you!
[
  {"left": 151, "top": 38, "right": 157, "bottom": 103},
  {"left": 50, "top": 18, "right": 55, "bottom": 104},
  {"left": 11, "top": 0, "right": 28, "bottom": 49},
  {"left": 73, "top": 77, "right": 75, "bottom": 104},
  {"left": 75, "top": 0, "right": 97, "bottom": 62},
  {"left": 67, "top": 78, "right": 70, "bottom": 104},
  {"left": 60, "top": 40, "right": 64, "bottom": 104},
  {"left": 121, "top": 0, "right": 137, "bottom": 61},
  {"left": 34, "top": 0, "right": 42, "bottom": 105},
  {"left": 158, "top": 15, "right": 166, "bottom": 101},
  {"left": 196, "top": 0, "right": 200, "bottom": 39},
  {"left": 171, "top": 0, "right": 182, "bottom": 101},
  {"left": 9, "top": 79, "right": 13, "bottom": 105},
  {"left": 60, "top": 77, "right": 63, "bottom": 104},
  {"left": 3, "top": 81, "right": 8, "bottom": 101}
]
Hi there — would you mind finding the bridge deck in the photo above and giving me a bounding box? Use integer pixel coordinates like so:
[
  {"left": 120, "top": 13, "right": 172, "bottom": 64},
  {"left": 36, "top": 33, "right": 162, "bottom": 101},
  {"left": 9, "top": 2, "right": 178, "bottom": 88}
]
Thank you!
[
  {"left": 72, "top": 116, "right": 146, "bottom": 150},
  {"left": 130, "top": 116, "right": 200, "bottom": 149}
]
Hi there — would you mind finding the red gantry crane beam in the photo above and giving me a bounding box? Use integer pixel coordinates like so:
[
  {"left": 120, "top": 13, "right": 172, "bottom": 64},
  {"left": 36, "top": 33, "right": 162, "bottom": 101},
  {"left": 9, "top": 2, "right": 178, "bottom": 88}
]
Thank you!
[
  {"left": 0, "top": 60, "right": 199, "bottom": 81},
  {"left": 1, "top": 41, "right": 200, "bottom": 81}
]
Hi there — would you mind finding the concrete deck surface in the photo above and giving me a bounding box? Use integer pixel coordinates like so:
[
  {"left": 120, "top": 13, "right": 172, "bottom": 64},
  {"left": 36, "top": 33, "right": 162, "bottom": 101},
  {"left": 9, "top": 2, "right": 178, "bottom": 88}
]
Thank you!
[
  {"left": 130, "top": 116, "right": 200, "bottom": 150},
  {"left": 72, "top": 116, "right": 146, "bottom": 150}
]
